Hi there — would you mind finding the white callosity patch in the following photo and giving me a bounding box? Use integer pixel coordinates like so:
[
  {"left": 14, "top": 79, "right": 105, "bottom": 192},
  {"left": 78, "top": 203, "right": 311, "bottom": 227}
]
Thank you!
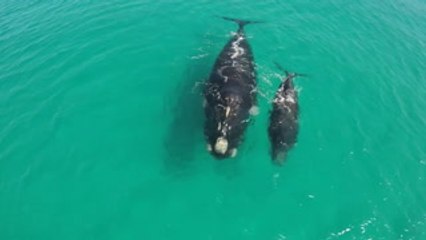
[{"left": 214, "top": 137, "right": 228, "bottom": 154}]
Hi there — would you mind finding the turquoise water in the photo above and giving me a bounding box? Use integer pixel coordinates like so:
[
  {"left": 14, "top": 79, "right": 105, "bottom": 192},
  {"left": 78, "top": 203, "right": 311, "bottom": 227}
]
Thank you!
[{"left": 1, "top": 0, "right": 426, "bottom": 239}]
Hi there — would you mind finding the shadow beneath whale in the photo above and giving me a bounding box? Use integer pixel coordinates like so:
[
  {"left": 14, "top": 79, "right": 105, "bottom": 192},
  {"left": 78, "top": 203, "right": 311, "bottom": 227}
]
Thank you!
[{"left": 162, "top": 55, "right": 212, "bottom": 178}]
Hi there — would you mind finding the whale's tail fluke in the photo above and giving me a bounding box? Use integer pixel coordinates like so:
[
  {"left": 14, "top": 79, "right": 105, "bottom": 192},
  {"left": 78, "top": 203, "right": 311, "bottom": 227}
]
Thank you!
[
  {"left": 220, "top": 16, "right": 263, "bottom": 31},
  {"left": 274, "top": 62, "right": 308, "bottom": 78}
]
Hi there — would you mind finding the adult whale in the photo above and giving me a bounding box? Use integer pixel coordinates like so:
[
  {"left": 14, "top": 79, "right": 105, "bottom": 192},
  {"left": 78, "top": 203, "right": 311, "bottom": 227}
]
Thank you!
[
  {"left": 268, "top": 63, "right": 305, "bottom": 164},
  {"left": 203, "top": 17, "right": 260, "bottom": 159}
]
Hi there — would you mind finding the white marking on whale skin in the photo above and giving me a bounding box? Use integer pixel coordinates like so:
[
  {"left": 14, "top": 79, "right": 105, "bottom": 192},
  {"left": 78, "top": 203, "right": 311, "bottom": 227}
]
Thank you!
[
  {"left": 230, "top": 35, "right": 245, "bottom": 59},
  {"left": 221, "top": 123, "right": 228, "bottom": 135},
  {"left": 284, "top": 105, "right": 292, "bottom": 113},
  {"left": 217, "top": 66, "right": 229, "bottom": 83},
  {"left": 285, "top": 95, "right": 295, "bottom": 104},
  {"left": 232, "top": 47, "right": 245, "bottom": 59},
  {"left": 225, "top": 106, "right": 231, "bottom": 117},
  {"left": 217, "top": 122, "right": 222, "bottom": 131},
  {"left": 214, "top": 137, "right": 228, "bottom": 155},
  {"left": 231, "top": 61, "right": 246, "bottom": 71},
  {"left": 273, "top": 95, "right": 285, "bottom": 104},
  {"left": 249, "top": 106, "right": 259, "bottom": 116},
  {"left": 216, "top": 103, "right": 226, "bottom": 110}
]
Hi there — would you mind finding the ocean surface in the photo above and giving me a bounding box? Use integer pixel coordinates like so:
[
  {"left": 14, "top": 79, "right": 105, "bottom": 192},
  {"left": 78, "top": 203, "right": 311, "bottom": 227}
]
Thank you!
[{"left": 1, "top": 1, "right": 426, "bottom": 239}]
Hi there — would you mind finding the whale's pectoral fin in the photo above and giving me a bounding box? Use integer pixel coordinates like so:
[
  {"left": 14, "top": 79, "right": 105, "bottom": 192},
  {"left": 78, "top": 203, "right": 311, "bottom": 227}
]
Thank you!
[
  {"left": 249, "top": 106, "right": 259, "bottom": 116},
  {"left": 229, "top": 148, "right": 238, "bottom": 158},
  {"left": 206, "top": 144, "right": 212, "bottom": 152}
]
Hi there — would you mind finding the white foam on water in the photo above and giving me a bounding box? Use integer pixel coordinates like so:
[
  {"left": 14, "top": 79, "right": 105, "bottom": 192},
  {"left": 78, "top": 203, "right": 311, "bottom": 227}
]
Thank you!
[
  {"left": 190, "top": 53, "right": 209, "bottom": 60},
  {"left": 276, "top": 233, "right": 287, "bottom": 240},
  {"left": 360, "top": 217, "right": 376, "bottom": 234}
]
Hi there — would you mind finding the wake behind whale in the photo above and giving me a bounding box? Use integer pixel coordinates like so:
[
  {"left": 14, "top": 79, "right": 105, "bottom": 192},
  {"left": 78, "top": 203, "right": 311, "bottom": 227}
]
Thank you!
[{"left": 203, "top": 17, "right": 260, "bottom": 159}]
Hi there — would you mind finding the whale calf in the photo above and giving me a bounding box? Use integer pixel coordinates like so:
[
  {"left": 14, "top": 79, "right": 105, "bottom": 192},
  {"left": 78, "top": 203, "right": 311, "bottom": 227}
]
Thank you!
[
  {"left": 268, "top": 63, "right": 305, "bottom": 164},
  {"left": 203, "top": 17, "right": 260, "bottom": 159}
]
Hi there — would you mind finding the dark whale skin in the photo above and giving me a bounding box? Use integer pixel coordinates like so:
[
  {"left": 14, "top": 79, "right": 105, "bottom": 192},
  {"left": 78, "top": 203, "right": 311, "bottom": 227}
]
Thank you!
[
  {"left": 268, "top": 75, "right": 299, "bottom": 164},
  {"left": 204, "top": 18, "right": 258, "bottom": 159}
]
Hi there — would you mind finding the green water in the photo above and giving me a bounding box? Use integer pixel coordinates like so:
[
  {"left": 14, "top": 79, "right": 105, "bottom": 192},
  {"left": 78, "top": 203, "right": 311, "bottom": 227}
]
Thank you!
[{"left": 1, "top": 1, "right": 426, "bottom": 239}]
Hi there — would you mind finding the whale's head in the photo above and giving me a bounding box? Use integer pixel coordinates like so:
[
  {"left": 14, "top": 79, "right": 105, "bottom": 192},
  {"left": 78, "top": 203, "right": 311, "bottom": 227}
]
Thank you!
[
  {"left": 204, "top": 90, "right": 252, "bottom": 159},
  {"left": 205, "top": 136, "right": 238, "bottom": 159}
]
